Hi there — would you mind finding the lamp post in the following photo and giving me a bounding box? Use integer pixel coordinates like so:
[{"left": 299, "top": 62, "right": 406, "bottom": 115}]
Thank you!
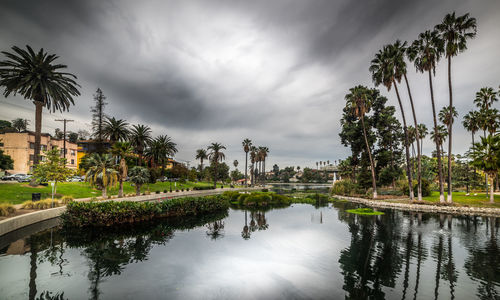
[{"left": 50, "top": 182, "right": 55, "bottom": 208}]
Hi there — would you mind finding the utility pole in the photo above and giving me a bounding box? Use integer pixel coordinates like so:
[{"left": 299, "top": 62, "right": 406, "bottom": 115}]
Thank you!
[{"left": 55, "top": 119, "right": 74, "bottom": 158}]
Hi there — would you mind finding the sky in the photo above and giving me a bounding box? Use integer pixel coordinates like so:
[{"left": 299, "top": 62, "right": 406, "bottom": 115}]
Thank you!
[{"left": 0, "top": 0, "right": 499, "bottom": 170}]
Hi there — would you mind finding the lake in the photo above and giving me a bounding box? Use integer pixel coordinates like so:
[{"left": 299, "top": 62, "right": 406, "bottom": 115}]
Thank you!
[{"left": 0, "top": 200, "right": 499, "bottom": 299}]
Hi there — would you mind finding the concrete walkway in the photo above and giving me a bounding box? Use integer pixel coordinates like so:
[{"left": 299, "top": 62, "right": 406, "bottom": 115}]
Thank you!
[{"left": 1, "top": 187, "right": 261, "bottom": 237}]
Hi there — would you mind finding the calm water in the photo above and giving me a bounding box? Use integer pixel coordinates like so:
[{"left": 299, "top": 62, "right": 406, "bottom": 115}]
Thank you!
[{"left": 0, "top": 202, "right": 499, "bottom": 299}]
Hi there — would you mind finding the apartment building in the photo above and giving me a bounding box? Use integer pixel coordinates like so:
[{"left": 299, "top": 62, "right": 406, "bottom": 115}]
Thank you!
[{"left": 0, "top": 131, "right": 78, "bottom": 174}]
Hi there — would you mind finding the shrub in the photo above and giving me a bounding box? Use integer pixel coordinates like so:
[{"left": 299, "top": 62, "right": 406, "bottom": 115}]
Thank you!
[
  {"left": 0, "top": 203, "right": 16, "bottom": 216},
  {"left": 60, "top": 196, "right": 74, "bottom": 204},
  {"left": 22, "top": 199, "right": 60, "bottom": 210},
  {"left": 193, "top": 186, "right": 215, "bottom": 190},
  {"left": 331, "top": 179, "right": 360, "bottom": 196},
  {"left": 222, "top": 191, "right": 241, "bottom": 201},
  {"left": 156, "top": 191, "right": 160, "bottom": 194},
  {"left": 401, "top": 179, "right": 431, "bottom": 197},
  {"left": 163, "top": 190, "right": 167, "bottom": 193},
  {"left": 261, "top": 188, "right": 269, "bottom": 192},
  {"left": 61, "top": 195, "right": 230, "bottom": 227}
]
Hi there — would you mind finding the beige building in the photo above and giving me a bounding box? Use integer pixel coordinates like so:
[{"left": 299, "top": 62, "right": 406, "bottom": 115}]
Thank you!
[{"left": 0, "top": 131, "right": 78, "bottom": 174}]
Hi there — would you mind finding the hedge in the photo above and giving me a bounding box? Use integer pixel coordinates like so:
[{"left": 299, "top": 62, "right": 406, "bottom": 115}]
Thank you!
[{"left": 61, "top": 195, "right": 229, "bottom": 227}]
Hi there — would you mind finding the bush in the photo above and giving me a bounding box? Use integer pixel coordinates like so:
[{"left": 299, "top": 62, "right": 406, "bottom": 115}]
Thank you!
[
  {"left": 22, "top": 199, "right": 60, "bottom": 210},
  {"left": 261, "top": 188, "right": 269, "bottom": 192},
  {"left": 163, "top": 190, "right": 167, "bottom": 193},
  {"left": 401, "top": 179, "right": 431, "bottom": 197},
  {"left": 193, "top": 186, "right": 215, "bottom": 190},
  {"left": 331, "top": 179, "right": 361, "bottom": 196},
  {"left": 60, "top": 196, "right": 74, "bottom": 204},
  {"left": 222, "top": 191, "right": 241, "bottom": 201},
  {"left": 230, "top": 192, "right": 292, "bottom": 207},
  {"left": 156, "top": 191, "right": 160, "bottom": 194},
  {"left": 61, "top": 195, "right": 230, "bottom": 227},
  {"left": 0, "top": 203, "right": 16, "bottom": 216}
]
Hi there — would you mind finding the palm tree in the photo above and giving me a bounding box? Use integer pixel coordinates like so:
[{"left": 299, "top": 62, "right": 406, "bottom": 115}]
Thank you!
[
  {"left": 345, "top": 85, "right": 378, "bottom": 199},
  {"left": 407, "top": 30, "right": 446, "bottom": 203},
  {"left": 208, "top": 142, "right": 226, "bottom": 188},
  {"left": 129, "top": 124, "right": 152, "bottom": 166},
  {"left": 261, "top": 147, "right": 269, "bottom": 183},
  {"left": 195, "top": 149, "right": 208, "bottom": 174},
  {"left": 470, "top": 135, "right": 500, "bottom": 203},
  {"left": 242, "top": 139, "right": 252, "bottom": 186},
  {"left": 11, "top": 118, "right": 29, "bottom": 132},
  {"left": 431, "top": 125, "right": 448, "bottom": 157},
  {"left": 156, "top": 135, "right": 178, "bottom": 178},
  {"left": 439, "top": 106, "right": 458, "bottom": 194},
  {"left": 0, "top": 45, "right": 80, "bottom": 166},
  {"left": 85, "top": 153, "right": 118, "bottom": 198},
  {"left": 474, "top": 87, "right": 498, "bottom": 111},
  {"left": 463, "top": 111, "right": 481, "bottom": 147},
  {"left": 128, "top": 166, "right": 150, "bottom": 196},
  {"left": 417, "top": 124, "right": 428, "bottom": 155},
  {"left": 370, "top": 45, "right": 414, "bottom": 200},
  {"left": 111, "top": 142, "right": 134, "bottom": 197},
  {"left": 103, "top": 117, "right": 129, "bottom": 144},
  {"left": 249, "top": 146, "right": 257, "bottom": 185},
  {"left": 435, "top": 12, "right": 477, "bottom": 203}
]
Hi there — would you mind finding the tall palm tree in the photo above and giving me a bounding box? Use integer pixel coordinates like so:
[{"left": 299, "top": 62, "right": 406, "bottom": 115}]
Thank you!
[
  {"left": 85, "top": 153, "right": 118, "bottom": 198},
  {"left": 431, "top": 125, "right": 448, "bottom": 157},
  {"left": 370, "top": 45, "right": 414, "bottom": 200},
  {"left": 208, "top": 142, "right": 226, "bottom": 188},
  {"left": 474, "top": 87, "right": 498, "bottom": 112},
  {"left": 129, "top": 124, "right": 152, "bottom": 166},
  {"left": 103, "top": 117, "right": 129, "bottom": 144},
  {"left": 417, "top": 124, "right": 428, "bottom": 156},
  {"left": 111, "top": 142, "right": 133, "bottom": 197},
  {"left": 408, "top": 30, "right": 446, "bottom": 203},
  {"left": 470, "top": 135, "right": 500, "bottom": 203},
  {"left": 195, "top": 148, "right": 208, "bottom": 174},
  {"left": 439, "top": 106, "right": 458, "bottom": 193},
  {"left": 261, "top": 147, "right": 269, "bottom": 183},
  {"left": 435, "top": 12, "right": 477, "bottom": 203},
  {"left": 249, "top": 146, "right": 257, "bottom": 186},
  {"left": 345, "top": 85, "right": 378, "bottom": 199},
  {"left": 242, "top": 139, "right": 252, "bottom": 186},
  {"left": 0, "top": 45, "right": 80, "bottom": 166}
]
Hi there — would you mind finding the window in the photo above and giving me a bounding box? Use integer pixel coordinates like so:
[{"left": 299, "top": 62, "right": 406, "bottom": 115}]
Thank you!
[
  {"left": 60, "top": 149, "right": 65, "bottom": 156},
  {"left": 41, "top": 156, "right": 46, "bottom": 162},
  {"left": 71, "top": 159, "right": 75, "bottom": 165},
  {"left": 30, "top": 154, "right": 34, "bottom": 161},
  {"left": 29, "top": 142, "right": 35, "bottom": 149},
  {"left": 71, "top": 149, "right": 75, "bottom": 156},
  {"left": 0, "top": 142, "right": 4, "bottom": 147},
  {"left": 41, "top": 145, "right": 47, "bottom": 151}
]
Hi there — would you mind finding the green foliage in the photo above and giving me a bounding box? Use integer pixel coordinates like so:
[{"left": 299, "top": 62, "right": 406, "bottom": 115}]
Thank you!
[
  {"left": 129, "top": 166, "right": 150, "bottom": 194},
  {"left": 193, "top": 185, "right": 216, "bottom": 190},
  {"left": 61, "top": 195, "right": 229, "bottom": 227},
  {"left": 33, "top": 147, "right": 74, "bottom": 192},
  {"left": 331, "top": 179, "right": 361, "bottom": 196},
  {"left": 0, "top": 149, "right": 13, "bottom": 170},
  {"left": 226, "top": 192, "right": 292, "bottom": 207},
  {"left": 0, "top": 203, "right": 16, "bottom": 216},
  {"left": 401, "top": 178, "right": 431, "bottom": 197},
  {"left": 346, "top": 208, "right": 384, "bottom": 215}
]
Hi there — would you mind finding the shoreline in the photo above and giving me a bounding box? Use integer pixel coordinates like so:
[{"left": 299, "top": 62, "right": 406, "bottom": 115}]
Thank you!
[{"left": 333, "top": 195, "right": 500, "bottom": 217}]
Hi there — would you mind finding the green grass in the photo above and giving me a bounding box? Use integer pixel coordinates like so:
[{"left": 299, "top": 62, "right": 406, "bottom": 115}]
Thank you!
[
  {"left": 422, "top": 191, "right": 500, "bottom": 208},
  {"left": 0, "top": 181, "right": 230, "bottom": 204},
  {"left": 346, "top": 208, "right": 384, "bottom": 215}
]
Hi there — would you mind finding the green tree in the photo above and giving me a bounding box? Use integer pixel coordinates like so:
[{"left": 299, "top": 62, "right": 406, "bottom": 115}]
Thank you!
[
  {"left": 463, "top": 111, "right": 480, "bottom": 148},
  {"left": 344, "top": 86, "right": 378, "bottom": 198},
  {"left": 91, "top": 88, "right": 107, "bottom": 151},
  {"left": 407, "top": 30, "right": 446, "bottom": 203},
  {"left": 208, "top": 142, "right": 226, "bottom": 188},
  {"left": 470, "top": 135, "right": 500, "bottom": 203},
  {"left": 129, "top": 124, "right": 152, "bottom": 166},
  {"left": 0, "top": 120, "right": 12, "bottom": 132},
  {"left": 84, "top": 153, "right": 118, "bottom": 198},
  {"left": 0, "top": 149, "right": 14, "bottom": 171},
  {"left": 68, "top": 132, "right": 78, "bottom": 143},
  {"left": 111, "top": 142, "right": 134, "bottom": 197},
  {"left": 103, "top": 117, "right": 129, "bottom": 144},
  {"left": 11, "top": 118, "right": 29, "bottom": 132},
  {"left": 242, "top": 139, "right": 252, "bottom": 186},
  {"left": 0, "top": 45, "right": 80, "bottom": 166},
  {"left": 195, "top": 149, "right": 208, "bottom": 173},
  {"left": 33, "top": 147, "right": 73, "bottom": 196},
  {"left": 435, "top": 12, "right": 477, "bottom": 203}
]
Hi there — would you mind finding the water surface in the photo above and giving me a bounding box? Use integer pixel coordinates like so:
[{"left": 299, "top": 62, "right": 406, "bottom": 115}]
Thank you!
[{"left": 0, "top": 202, "right": 498, "bottom": 299}]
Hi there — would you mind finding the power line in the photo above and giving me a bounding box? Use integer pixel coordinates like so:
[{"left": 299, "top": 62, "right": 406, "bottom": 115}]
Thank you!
[{"left": 55, "top": 119, "right": 74, "bottom": 157}]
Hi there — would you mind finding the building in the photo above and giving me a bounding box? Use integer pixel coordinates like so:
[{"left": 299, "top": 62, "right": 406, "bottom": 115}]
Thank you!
[
  {"left": 76, "top": 140, "right": 112, "bottom": 167},
  {"left": 0, "top": 131, "right": 78, "bottom": 174}
]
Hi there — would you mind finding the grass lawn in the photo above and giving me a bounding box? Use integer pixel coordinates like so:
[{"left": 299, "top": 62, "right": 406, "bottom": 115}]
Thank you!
[
  {"left": 422, "top": 191, "right": 500, "bottom": 208},
  {"left": 0, "top": 181, "right": 230, "bottom": 204}
]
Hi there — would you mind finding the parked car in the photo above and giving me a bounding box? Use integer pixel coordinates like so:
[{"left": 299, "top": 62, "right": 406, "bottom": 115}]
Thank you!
[
  {"left": 68, "top": 176, "right": 84, "bottom": 182},
  {"left": 1, "top": 174, "right": 28, "bottom": 181},
  {"left": 17, "top": 174, "right": 32, "bottom": 182}
]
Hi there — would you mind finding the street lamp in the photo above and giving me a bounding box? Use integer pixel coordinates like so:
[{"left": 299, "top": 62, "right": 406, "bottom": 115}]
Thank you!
[{"left": 50, "top": 181, "right": 55, "bottom": 208}]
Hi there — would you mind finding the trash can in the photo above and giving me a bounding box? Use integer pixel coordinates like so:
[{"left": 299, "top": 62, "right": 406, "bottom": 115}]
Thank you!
[{"left": 32, "top": 193, "right": 41, "bottom": 201}]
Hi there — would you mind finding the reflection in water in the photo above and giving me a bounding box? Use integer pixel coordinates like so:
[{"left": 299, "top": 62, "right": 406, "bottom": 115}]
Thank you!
[{"left": 0, "top": 204, "right": 499, "bottom": 299}]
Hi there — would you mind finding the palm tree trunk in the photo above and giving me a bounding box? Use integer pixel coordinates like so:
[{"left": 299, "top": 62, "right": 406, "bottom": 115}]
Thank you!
[
  {"left": 29, "top": 237, "right": 38, "bottom": 300},
  {"left": 404, "top": 74, "right": 423, "bottom": 201},
  {"left": 428, "top": 70, "right": 445, "bottom": 203},
  {"left": 447, "top": 56, "right": 453, "bottom": 203},
  {"left": 263, "top": 159, "right": 266, "bottom": 184},
  {"left": 33, "top": 101, "right": 43, "bottom": 166},
  {"left": 213, "top": 161, "right": 218, "bottom": 188},
  {"left": 360, "top": 115, "right": 377, "bottom": 199},
  {"left": 490, "top": 173, "right": 495, "bottom": 203},
  {"left": 102, "top": 186, "right": 107, "bottom": 198},
  {"left": 244, "top": 152, "right": 248, "bottom": 186},
  {"left": 118, "top": 179, "right": 123, "bottom": 198},
  {"left": 394, "top": 81, "right": 414, "bottom": 201}
]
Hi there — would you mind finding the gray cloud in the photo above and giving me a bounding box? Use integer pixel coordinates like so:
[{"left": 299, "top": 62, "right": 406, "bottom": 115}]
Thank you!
[{"left": 0, "top": 0, "right": 499, "bottom": 169}]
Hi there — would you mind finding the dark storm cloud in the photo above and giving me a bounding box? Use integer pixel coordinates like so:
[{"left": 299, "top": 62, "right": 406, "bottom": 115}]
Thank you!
[{"left": 0, "top": 0, "right": 499, "bottom": 167}]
